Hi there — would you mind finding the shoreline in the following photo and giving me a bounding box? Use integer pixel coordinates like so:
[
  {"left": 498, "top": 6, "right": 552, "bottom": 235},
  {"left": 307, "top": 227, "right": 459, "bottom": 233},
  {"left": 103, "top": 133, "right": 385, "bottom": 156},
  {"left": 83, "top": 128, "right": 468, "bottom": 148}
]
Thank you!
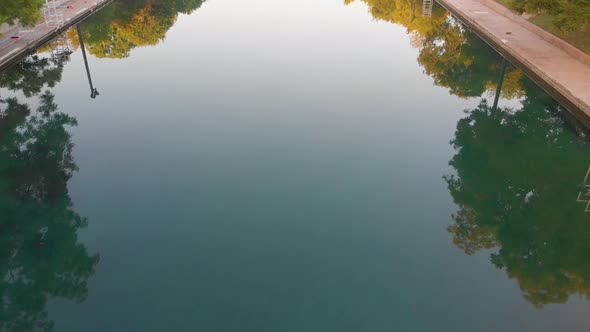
[
  {"left": 0, "top": 0, "right": 112, "bottom": 73},
  {"left": 435, "top": 0, "right": 590, "bottom": 127}
]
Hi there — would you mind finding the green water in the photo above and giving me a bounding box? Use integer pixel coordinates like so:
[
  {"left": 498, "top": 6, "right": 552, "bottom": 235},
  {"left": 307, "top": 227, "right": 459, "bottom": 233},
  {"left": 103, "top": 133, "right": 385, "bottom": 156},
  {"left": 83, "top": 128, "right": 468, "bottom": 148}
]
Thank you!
[{"left": 1, "top": 0, "right": 590, "bottom": 331}]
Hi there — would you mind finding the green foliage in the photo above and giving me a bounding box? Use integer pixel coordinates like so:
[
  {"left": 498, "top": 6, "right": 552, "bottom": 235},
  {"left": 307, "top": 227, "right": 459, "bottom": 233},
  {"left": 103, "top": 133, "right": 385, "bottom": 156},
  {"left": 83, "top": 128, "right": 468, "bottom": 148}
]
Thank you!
[
  {"left": 345, "top": 0, "right": 448, "bottom": 41},
  {"left": 417, "top": 21, "right": 525, "bottom": 99},
  {"left": 510, "top": 0, "right": 590, "bottom": 32},
  {"left": 348, "top": 0, "right": 525, "bottom": 99},
  {"left": 0, "top": 92, "right": 99, "bottom": 331},
  {"left": 0, "top": 55, "right": 67, "bottom": 97},
  {"left": 78, "top": 0, "right": 204, "bottom": 58},
  {"left": 445, "top": 80, "right": 590, "bottom": 307},
  {"left": 350, "top": 0, "right": 590, "bottom": 308},
  {"left": 0, "top": 0, "right": 45, "bottom": 26}
]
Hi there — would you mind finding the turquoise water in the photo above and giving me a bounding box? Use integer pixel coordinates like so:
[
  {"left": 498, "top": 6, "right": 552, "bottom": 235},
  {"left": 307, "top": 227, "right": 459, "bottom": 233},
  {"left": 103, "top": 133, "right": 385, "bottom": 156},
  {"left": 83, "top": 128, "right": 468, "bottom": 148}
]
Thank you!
[{"left": 1, "top": 0, "right": 590, "bottom": 331}]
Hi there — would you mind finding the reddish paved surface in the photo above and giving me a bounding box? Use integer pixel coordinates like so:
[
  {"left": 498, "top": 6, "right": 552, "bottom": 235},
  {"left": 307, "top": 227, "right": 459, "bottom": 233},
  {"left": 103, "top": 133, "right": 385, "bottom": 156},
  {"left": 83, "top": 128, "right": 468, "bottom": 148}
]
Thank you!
[
  {"left": 0, "top": 0, "right": 110, "bottom": 70},
  {"left": 438, "top": 0, "right": 590, "bottom": 123}
]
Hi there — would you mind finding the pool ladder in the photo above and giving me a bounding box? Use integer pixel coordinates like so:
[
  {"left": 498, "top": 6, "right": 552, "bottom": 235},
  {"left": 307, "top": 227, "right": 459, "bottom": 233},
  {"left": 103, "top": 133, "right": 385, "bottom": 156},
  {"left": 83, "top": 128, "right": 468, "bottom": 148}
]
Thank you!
[{"left": 422, "top": 0, "right": 433, "bottom": 17}]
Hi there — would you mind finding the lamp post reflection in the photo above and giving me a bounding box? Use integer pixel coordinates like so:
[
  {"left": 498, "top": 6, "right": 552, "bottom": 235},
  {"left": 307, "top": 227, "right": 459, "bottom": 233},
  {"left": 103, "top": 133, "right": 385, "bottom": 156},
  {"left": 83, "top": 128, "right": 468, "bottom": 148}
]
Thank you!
[
  {"left": 492, "top": 57, "right": 508, "bottom": 110},
  {"left": 76, "top": 23, "right": 99, "bottom": 99}
]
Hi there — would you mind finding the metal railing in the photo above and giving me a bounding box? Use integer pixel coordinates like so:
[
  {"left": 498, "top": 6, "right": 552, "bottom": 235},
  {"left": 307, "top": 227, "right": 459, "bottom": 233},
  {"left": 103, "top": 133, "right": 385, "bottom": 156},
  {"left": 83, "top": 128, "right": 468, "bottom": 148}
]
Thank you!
[
  {"left": 43, "top": 0, "right": 64, "bottom": 28},
  {"left": 423, "top": 0, "right": 433, "bottom": 17}
]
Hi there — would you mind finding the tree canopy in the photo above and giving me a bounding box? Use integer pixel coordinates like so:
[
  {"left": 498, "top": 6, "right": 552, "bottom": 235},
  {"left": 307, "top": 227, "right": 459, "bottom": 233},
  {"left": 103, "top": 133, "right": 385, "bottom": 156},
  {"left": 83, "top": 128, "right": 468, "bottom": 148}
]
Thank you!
[
  {"left": 76, "top": 0, "right": 204, "bottom": 58},
  {"left": 0, "top": 53, "right": 99, "bottom": 331},
  {"left": 445, "top": 79, "right": 590, "bottom": 307},
  {"left": 0, "top": 0, "right": 45, "bottom": 26},
  {"left": 346, "top": 0, "right": 525, "bottom": 99},
  {"left": 0, "top": 55, "right": 67, "bottom": 97},
  {"left": 0, "top": 91, "right": 99, "bottom": 331},
  {"left": 417, "top": 19, "right": 525, "bottom": 99}
]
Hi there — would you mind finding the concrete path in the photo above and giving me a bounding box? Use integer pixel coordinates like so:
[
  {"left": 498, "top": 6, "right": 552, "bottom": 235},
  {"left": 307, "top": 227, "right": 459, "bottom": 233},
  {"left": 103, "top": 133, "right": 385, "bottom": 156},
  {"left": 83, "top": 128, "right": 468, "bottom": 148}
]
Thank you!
[
  {"left": 0, "top": 0, "right": 111, "bottom": 72},
  {"left": 436, "top": 0, "right": 590, "bottom": 125}
]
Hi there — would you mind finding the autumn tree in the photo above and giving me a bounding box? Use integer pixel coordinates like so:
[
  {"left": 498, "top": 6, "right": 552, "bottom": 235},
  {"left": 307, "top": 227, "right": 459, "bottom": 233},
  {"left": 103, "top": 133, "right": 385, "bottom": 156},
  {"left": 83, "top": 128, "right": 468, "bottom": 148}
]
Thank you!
[
  {"left": 77, "top": 0, "right": 204, "bottom": 58},
  {"left": 346, "top": 0, "right": 525, "bottom": 99},
  {"left": 345, "top": 0, "right": 448, "bottom": 46},
  {"left": 417, "top": 20, "right": 525, "bottom": 99},
  {"left": 445, "top": 79, "right": 590, "bottom": 307}
]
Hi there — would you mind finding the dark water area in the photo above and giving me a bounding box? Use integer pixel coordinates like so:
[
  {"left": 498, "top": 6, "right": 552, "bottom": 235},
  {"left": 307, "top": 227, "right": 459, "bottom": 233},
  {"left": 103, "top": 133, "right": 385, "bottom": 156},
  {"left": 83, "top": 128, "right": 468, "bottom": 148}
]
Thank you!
[{"left": 1, "top": 0, "right": 590, "bottom": 331}]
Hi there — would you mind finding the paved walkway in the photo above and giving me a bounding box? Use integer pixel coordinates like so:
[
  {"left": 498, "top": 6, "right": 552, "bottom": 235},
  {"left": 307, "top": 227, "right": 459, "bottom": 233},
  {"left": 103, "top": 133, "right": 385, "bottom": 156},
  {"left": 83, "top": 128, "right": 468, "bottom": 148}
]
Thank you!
[
  {"left": 0, "top": 0, "right": 111, "bottom": 72},
  {"left": 437, "top": 0, "right": 590, "bottom": 125}
]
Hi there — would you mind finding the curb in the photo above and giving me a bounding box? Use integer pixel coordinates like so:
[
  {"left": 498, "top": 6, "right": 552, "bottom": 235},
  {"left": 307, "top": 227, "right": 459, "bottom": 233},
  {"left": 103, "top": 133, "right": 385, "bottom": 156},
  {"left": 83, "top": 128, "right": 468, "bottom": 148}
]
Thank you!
[
  {"left": 0, "top": 0, "right": 113, "bottom": 73},
  {"left": 478, "top": 0, "right": 590, "bottom": 67},
  {"left": 436, "top": 0, "right": 590, "bottom": 127}
]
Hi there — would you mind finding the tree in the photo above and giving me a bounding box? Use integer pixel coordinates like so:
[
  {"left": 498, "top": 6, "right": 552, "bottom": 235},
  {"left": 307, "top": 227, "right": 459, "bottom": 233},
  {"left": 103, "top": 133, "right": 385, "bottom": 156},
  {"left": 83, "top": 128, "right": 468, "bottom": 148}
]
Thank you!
[
  {"left": 0, "top": 87, "right": 99, "bottom": 331},
  {"left": 344, "top": 0, "right": 449, "bottom": 46},
  {"left": 510, "top": 0, "right": 590, "bottom": 32},
  {"left": 0, "top": 0, "right": 45, "bottom": 26},
  {"left": 346, "top": 0, "right": 525, "bottom": 99},
  {"left": 445, "top": 79, "right": 590, "bottom": 307},
  {"left": 417, "top": 21, "right": 525, "bottom": 99},
  {"left": 76, "top": 0, "right": 204, "bottom": 59},
  {"left": 0, "top": 55, "right": 67, "bottom": 97}
]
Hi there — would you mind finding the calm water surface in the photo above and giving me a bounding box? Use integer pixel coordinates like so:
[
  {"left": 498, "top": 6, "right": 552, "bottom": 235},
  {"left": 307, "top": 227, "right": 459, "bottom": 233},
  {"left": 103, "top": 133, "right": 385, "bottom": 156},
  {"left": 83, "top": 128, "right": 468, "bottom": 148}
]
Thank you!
[{"left": 1, "top": 0, "right": 590, "bottom": 331}]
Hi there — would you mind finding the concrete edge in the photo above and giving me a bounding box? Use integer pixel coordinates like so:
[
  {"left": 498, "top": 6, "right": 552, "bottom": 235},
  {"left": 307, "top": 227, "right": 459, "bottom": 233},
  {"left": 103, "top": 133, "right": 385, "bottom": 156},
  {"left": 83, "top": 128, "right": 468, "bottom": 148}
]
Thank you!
[
  {"left": 0, "top": 0, "right": 113, "bottom": 73},
  {"left": 478, "top": 0, "right": 590, "bottom": 67},
  {"left": 435, "top": 0, "right": 590, "bottom": 128}
]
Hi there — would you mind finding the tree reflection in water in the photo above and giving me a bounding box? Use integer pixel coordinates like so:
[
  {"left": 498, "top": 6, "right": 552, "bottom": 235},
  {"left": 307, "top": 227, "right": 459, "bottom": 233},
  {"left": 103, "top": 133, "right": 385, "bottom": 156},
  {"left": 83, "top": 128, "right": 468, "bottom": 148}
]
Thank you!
[
  {"left": 0, "top": 1, "right": 214, "bottom": 326},
  {"left": 71, "top": 0, "right": 205, "bottom": 59},
  {"left": 346, "top": 0, "right": 590, "bottom": 308},
  {"left": 0, "top": 56, "right": 99, "bottom": 331},
  {"left": 445, "top": 79, "right": 590, "bottom": 307},
  {"left": 346, "top": 0, "right": 526, "bottom": 99}
]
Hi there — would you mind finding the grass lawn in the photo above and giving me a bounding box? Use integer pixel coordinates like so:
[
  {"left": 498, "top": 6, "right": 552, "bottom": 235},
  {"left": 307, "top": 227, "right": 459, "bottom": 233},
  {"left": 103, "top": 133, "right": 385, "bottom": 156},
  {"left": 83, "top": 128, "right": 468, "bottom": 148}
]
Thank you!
[{"left": 494, "top": 0, "right": 590, "bottom": 54}]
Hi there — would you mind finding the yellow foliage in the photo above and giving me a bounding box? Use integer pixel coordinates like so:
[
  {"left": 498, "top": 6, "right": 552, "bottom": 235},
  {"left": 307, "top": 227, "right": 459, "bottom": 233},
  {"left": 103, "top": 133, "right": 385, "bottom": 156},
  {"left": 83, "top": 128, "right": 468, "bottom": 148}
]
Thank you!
[
  {"left": 81, "top": 4, "right": 177, "bottom": 59},
  {"left": 346, "top": 0, "right": 525, "bottom": 99},
  {"left": 346, "top": 0, "right": 449, "bottom": 47}
]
